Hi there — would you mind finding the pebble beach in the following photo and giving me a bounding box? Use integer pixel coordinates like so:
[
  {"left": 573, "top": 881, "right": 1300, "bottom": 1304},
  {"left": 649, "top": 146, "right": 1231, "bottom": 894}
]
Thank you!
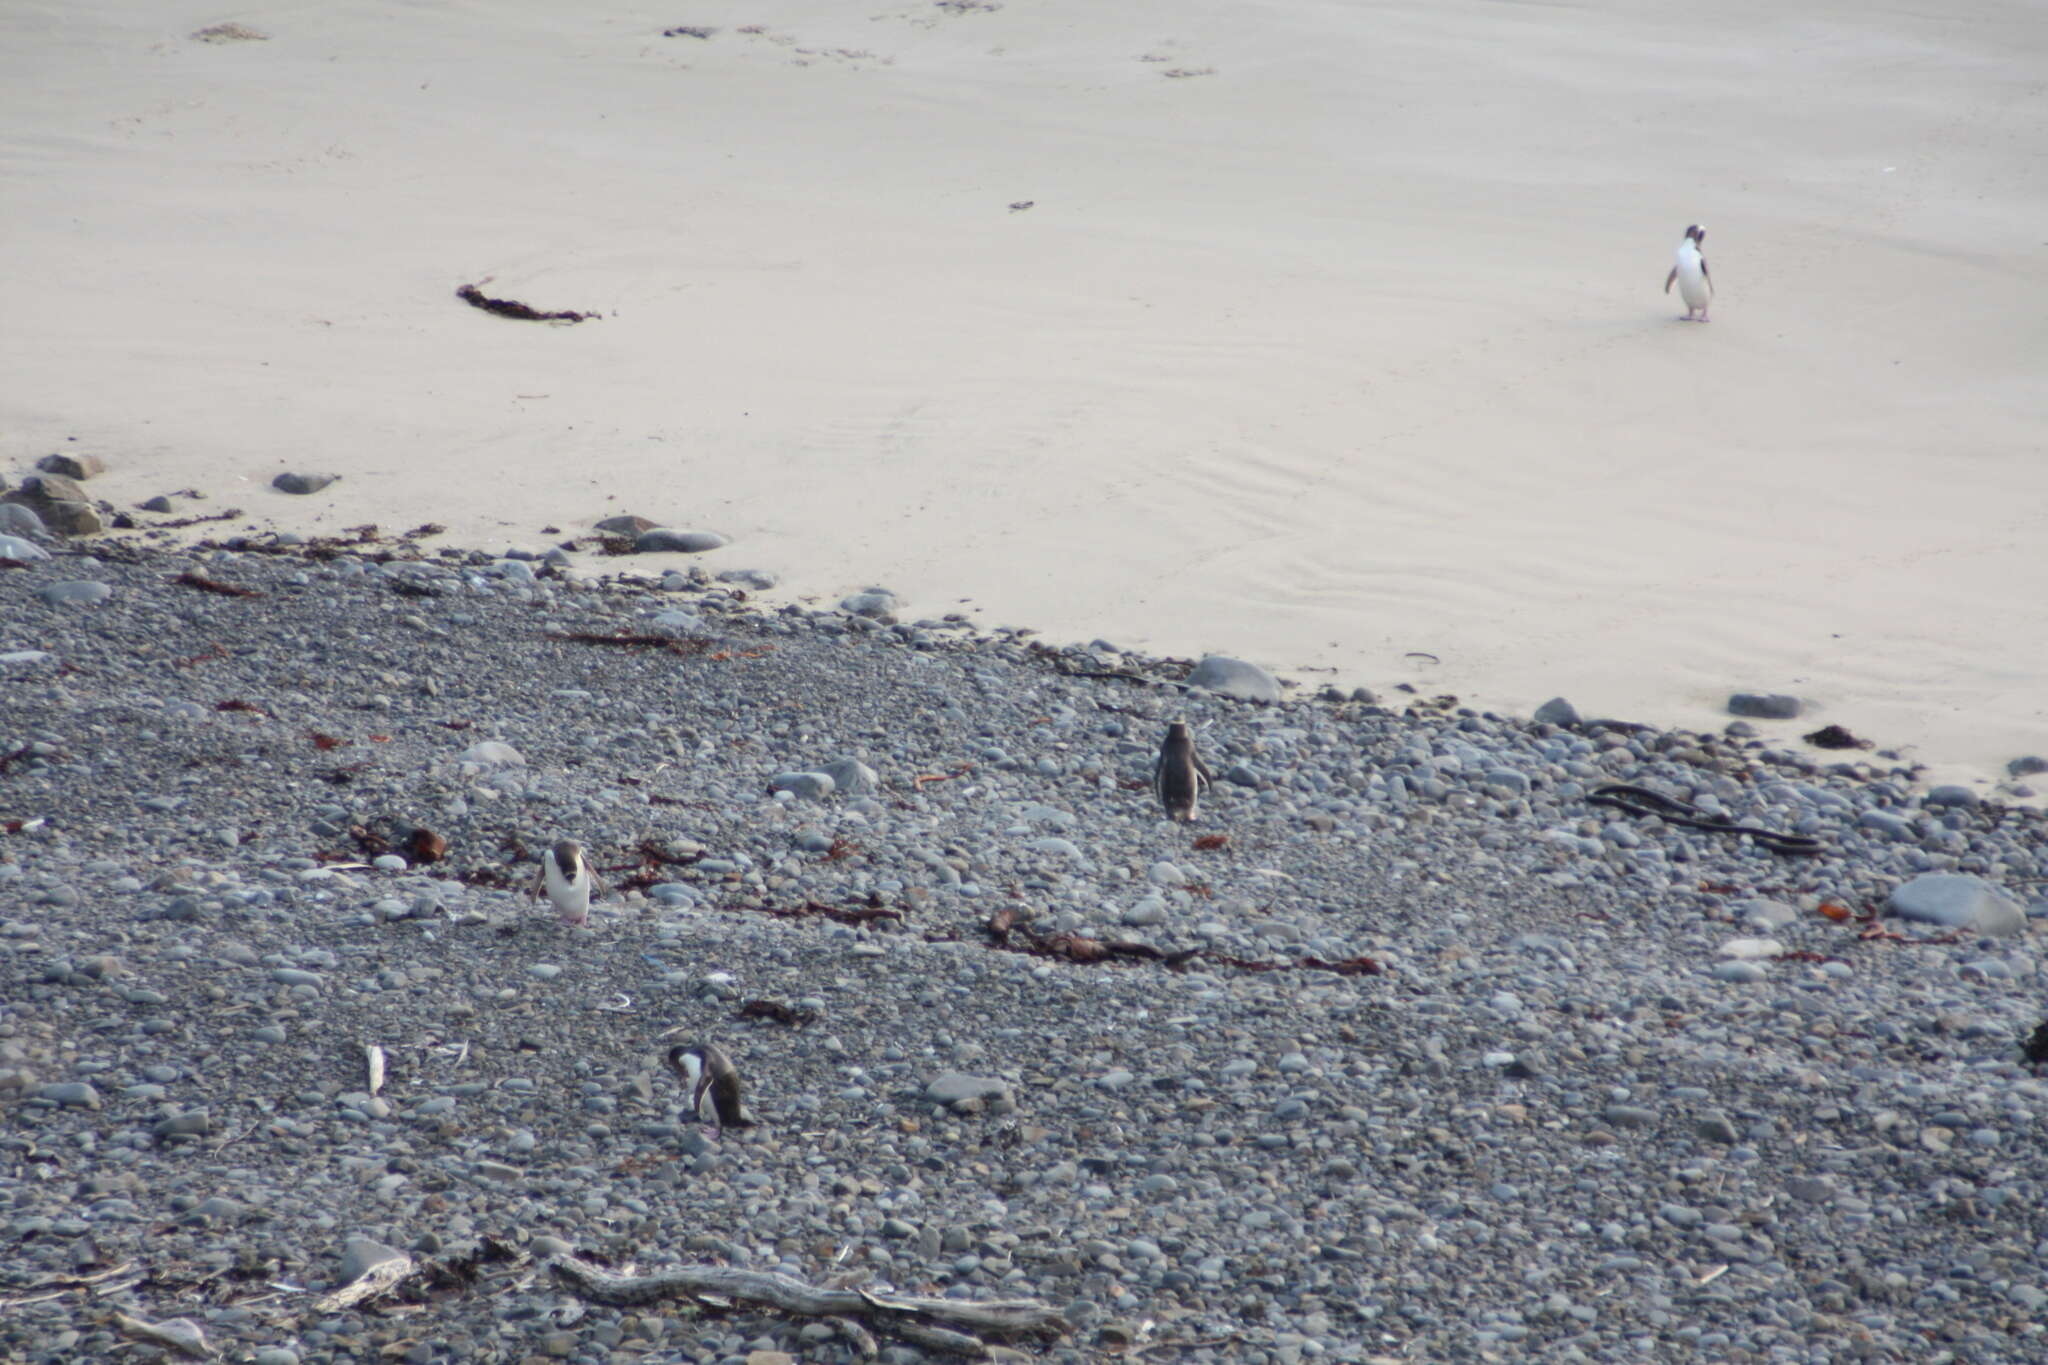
[
  {"left": 5, "top": 1, "right": 2048, "bottom": 1359},
  {"left": 3, "top": 525, "right": 2047, "bottom": 1364}
]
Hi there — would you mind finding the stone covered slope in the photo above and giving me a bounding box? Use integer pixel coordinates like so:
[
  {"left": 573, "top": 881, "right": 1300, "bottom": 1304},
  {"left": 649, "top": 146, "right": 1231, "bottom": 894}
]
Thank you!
[{"left": 1, "top": 542, "right": 2045, "bottom": 1364}]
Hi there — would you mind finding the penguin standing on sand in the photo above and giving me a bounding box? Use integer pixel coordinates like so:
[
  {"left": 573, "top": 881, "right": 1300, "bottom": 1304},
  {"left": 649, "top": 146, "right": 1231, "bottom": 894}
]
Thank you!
[
  {"left": 532, "top": 839, "right": 603, "bottom": 927},
  {"left": 1664, "top": 224, "right": 1713, "bottom": 321},
  {"left": 665, "top": 1041, "right": 753, "bottom": 1134},
  {"left": 1153, "top": 722, "right": 1215, "bottom": 823}
]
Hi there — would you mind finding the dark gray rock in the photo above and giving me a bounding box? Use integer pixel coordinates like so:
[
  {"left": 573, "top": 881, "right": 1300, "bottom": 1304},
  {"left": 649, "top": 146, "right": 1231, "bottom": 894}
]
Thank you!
[
  {"left": 1886, "top": 874, "right": 2024, "bottom": 937},
  {"left": 635, "top": 528, "right": 728, "bottom": 554},
  {"left": 153, "top": 1109, "right": 212, "bottom": 1140},
  {"left": 36, "top": 453, "right": 105, "bottom": 480},
  {"left": 1924, "top": 785, "right": 1980, "bottom": 810},
  {"left": 12, "top": 471, "right": 86, "bottom": 503},
  {"left": 1533, "top": 696, "right": 1579, "bottom": 726},
  {"left": 272, "top": 472, "right": 338, "bottom": 495},
  {"left": 1186, "top": 655, "right": 1281, "bottom": 704},
  {"left": 2, "top": 474, "right": 101, "bottom": 535},
  {"left": 138, "top": 495, "right": 175, "bottom": 513},
  {"left": 2008, "top": 755, "right": 2048, "bottom": 779},
  {"left": 1727, "top": 693, "right": 1803, "bottom": 720},
  {"left": 37, "top": 500, "right": 102, "bottom": 536},
  {"left": 1695, "top": 1112, "right": 1741, "bottom": 1144},
  {"left": 1223, "top": 763, "right": 1263, "bottom": 788},
  {"left": 925, "top": 1073, "right": 1012, "bottom": 1107}
]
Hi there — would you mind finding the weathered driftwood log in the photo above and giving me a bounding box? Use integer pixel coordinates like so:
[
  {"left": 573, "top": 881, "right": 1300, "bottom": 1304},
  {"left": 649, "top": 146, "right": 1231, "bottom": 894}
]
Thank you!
[
  {"left": 113, "top": 1313, "right": 215, "bottom": 1359},
  {"left": 311, "top": 1251, "right": 418, "bottom": 1313},
  {"left": 547, "top": 1255, "right": 1063, "bottom": 1357}
]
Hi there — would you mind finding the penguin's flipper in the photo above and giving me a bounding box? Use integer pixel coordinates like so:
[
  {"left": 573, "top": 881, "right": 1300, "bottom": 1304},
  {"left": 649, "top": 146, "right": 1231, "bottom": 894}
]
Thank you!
[
  {"left": 1700, "top": 257, "right": 1712, "bottom": 293},
  {"left": 1194, "top": 756, "right": 1215, "bottom": 790},
  {"left": 527, "top": 863, "right": 545, "bottom": 901},
  {"left": 1663, "top": 266, "right": 1677, "bottom": 294},
  {"left": 591, "top": 871, "right": 610, "bottom": 902}
]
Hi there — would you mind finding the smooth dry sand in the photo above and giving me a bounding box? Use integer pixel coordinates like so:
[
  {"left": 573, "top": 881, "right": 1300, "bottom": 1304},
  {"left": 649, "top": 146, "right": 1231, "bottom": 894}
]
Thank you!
[{"left": 4, "top": 1, "right": 2045, "bottom": 791}]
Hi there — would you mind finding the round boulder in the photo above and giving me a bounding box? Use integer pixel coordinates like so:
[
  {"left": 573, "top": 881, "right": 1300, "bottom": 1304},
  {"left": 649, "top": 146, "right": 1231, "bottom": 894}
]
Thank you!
[
  {"left": 1886, "top": 873, "right": 2025, "bottom": 937},
  {"left": 1727, "top": 692, "right": 1803, "bottom": 720},
  {"left": 1186, "top": 655, "right": 1281, "bottom": 704}
]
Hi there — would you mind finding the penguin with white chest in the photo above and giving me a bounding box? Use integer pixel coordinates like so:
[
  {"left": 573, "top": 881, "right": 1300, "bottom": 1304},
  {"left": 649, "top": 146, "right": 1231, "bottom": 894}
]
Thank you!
[
  {"left": 664, "top": 1041, "right": 753, "bottom": 1135},
  {"left": 1664, "top": 224, "right": 1713, "bottom": 321},
  {"left": 531, "top": 839, "right": 604, "bottom": 927}
]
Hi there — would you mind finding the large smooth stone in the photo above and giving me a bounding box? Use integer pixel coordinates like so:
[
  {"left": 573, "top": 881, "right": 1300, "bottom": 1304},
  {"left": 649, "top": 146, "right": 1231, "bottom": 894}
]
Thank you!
[
  {"left": 39, "top": 580, "right": 112, "bottom": 606},
  {"left": 635, "top": 528, "right": 727, "bottom": 554},
  {"left": 839, "top": 588, "right": 898, "bottom": 619},
  {"left": 819, "top": 757, "right": 879, "bottom": 796},
  {"left": 1886, "top": 874, "right": 2025, "bottom": 937},
  {"left": 1186, "top": 655, "right": 1281, "bottom": 704},
  {"left": 1727, "top": 692, "right": 1803, "bottom": 720}
]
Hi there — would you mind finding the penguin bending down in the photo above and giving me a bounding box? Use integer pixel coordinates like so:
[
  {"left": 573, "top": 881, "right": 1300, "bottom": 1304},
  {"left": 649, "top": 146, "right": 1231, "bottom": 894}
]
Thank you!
[
  {"left": 532, "top": 839, "right": 605, "bottom": 927},
  {"left": 665, "top": 1042, "right": 753, "bottom": 1133},
  {"left": 1664, "top": 224, "right": 1713, "bottom": 321},
  {"left": 1153, "top": 722, "right": 1215, "bottom": 823}
]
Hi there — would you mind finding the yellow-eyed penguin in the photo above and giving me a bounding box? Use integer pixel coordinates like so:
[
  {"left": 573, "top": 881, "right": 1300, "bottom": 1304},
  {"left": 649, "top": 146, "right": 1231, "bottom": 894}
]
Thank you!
[
  {"left": 665, "top": 1042, "right": 753, "bottom": 1133},
  {"left": 1664, "top": 224, "right": 1713, "bottom": 322},
  {"left": 1153, "top": 722, "right": 1215, "bottom": 823},
  {"left": 531, "top": 839, "right": 603, "bottom": 927}
]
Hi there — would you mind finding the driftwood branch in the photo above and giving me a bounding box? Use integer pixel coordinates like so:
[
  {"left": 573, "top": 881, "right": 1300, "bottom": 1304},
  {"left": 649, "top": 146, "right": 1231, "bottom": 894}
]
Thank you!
[
  {"left": 312, "top": 1252, "right": 418, "bottom": 1312},
  {"left": 114, "top": 1313, "right": 215, "bottom": 1359},
  {"left": 547, "top": 1255, "right": 1063, "bottom": 1356}
]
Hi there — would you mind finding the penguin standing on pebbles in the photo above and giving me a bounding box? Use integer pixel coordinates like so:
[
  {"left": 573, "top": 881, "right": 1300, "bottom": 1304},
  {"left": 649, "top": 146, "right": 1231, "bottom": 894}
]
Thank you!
[
  {"left": 665, "top": 1041, "right": 753, "bottom": 1134},
  {"left": 1664, "top": 224, "right": 1713, "bottom": 321},
  {"left": 532, "top": 839, "right": 603, "bottom": 927},
  {"left": 1153, "top": 722, "right": 1214, "bottom": 823}
]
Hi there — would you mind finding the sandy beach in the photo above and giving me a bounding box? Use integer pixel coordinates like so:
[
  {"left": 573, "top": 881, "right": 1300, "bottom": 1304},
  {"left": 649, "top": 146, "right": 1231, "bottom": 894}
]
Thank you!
[{"left": 4, "top": 0, "right": 2044, "bottom": 791}]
